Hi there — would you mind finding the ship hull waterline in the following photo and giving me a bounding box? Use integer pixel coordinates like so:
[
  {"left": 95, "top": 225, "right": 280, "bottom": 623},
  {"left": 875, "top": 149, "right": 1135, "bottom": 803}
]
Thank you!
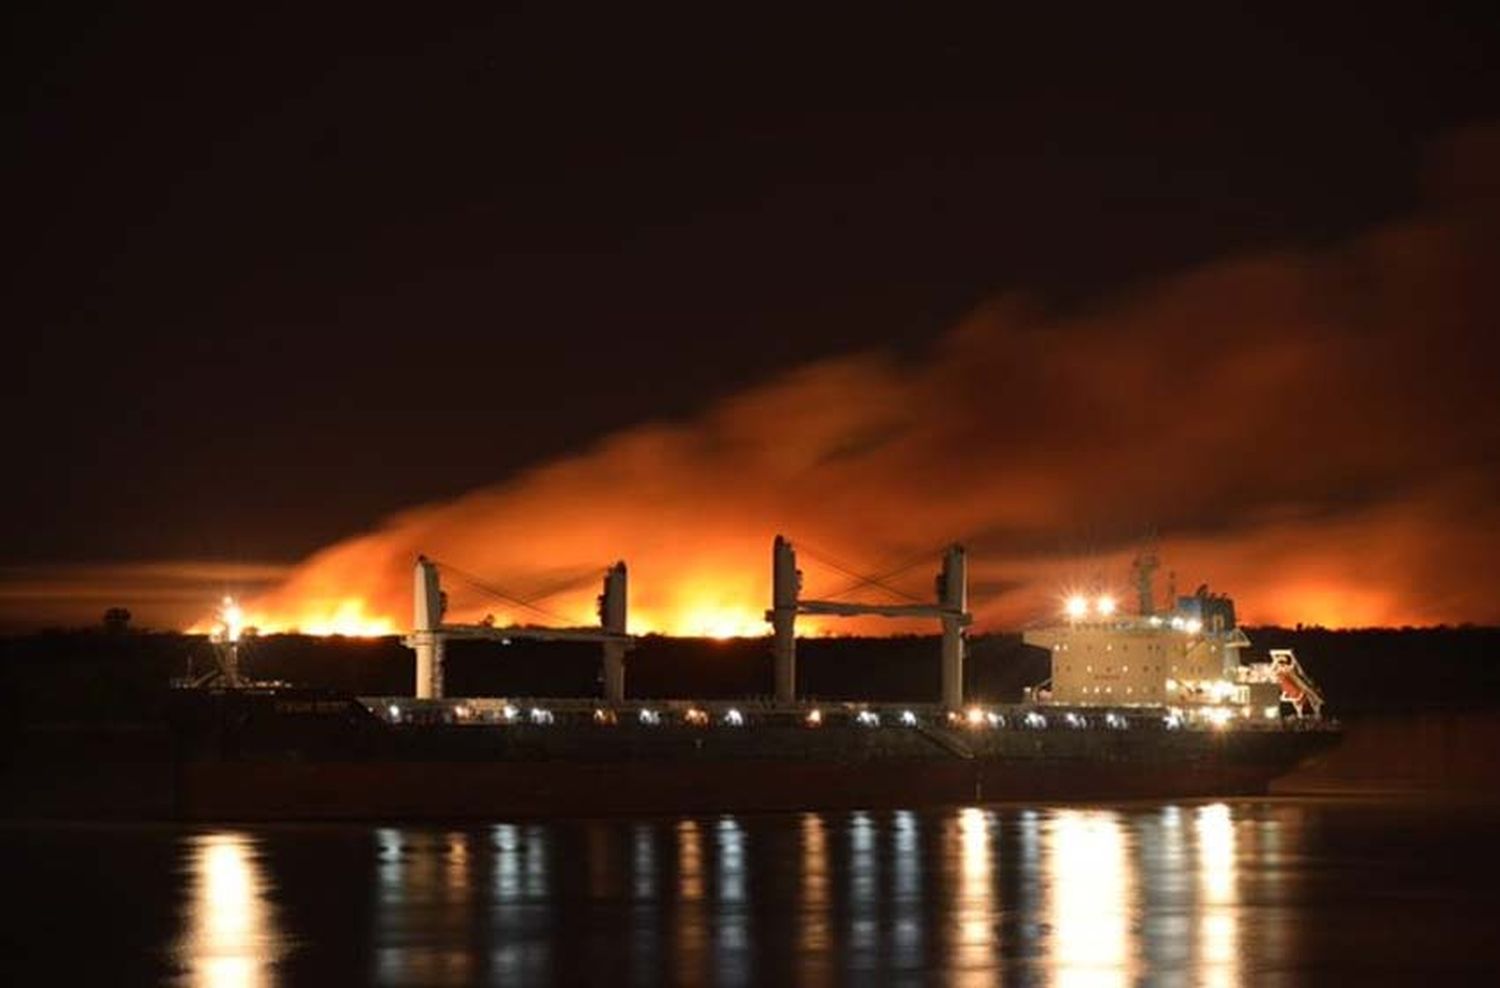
[{"left": 172, "top": 755, "right": 1322, "bottom": 821}]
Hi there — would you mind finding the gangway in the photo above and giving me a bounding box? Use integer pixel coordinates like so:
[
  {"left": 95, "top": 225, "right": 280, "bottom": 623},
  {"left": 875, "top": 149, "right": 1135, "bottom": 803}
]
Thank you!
[
  {"left": 1269, "top": 648, "right": 1326, "bottom": 717},
  {"left": 766, "top": 535, "right": 972, "bottom": 709},
  {"left": 405, "top": 556, "right": 635, "bottom": 701}
]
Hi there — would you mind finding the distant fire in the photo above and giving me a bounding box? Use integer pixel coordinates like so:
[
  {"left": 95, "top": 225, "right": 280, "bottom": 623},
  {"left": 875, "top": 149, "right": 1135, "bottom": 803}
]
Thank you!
[
  {"left": 189, "top": 596, "right": 397, "bottom": 638},
  {"left": 221, "top": 143, "right": 1499, "bottom": 638},
  {"left": 10, "top": 128, "right": 1498, "bottom": 637}
]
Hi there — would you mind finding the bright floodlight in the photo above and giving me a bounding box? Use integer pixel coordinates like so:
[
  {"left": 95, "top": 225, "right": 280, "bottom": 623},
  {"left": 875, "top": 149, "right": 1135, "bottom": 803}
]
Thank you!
[
  {"left": 1065, "top": 595, "right": 1088, "bottom": 619},
  {"left": 1096, "top": 595, "right": 1117, "bottom": 617},
  {"left": 216, "top": 596, "right": 245, "bottom": 643}
]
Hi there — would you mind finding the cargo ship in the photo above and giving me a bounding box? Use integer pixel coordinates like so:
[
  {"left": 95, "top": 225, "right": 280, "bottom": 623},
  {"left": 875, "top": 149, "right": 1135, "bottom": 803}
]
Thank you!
[{"left": 152, "top": 541, "right": 1338, "bottom": 820}]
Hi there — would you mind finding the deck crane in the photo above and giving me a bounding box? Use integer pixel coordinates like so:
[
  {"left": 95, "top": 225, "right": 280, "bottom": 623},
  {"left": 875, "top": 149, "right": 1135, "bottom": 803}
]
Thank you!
[
  {"left": 766, "top": 535, "right": 972, "bottom": 709},
  {"left": 405, "top": 556, "right": 634, "bottom": 702}
]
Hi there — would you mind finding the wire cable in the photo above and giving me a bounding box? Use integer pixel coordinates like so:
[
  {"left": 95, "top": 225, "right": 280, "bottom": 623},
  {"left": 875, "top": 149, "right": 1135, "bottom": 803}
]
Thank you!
[
  {"left": 795, "top": 541, "right": 928, "bottom": 605},
  {"left": 433, "top": 559, "right": 579, "bottom": 626}
]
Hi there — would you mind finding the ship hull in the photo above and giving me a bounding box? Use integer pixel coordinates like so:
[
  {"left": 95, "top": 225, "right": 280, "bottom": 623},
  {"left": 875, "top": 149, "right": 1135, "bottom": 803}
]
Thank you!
[
  {"left": 174, "top": 754, "right": 1312, "bottom": 821},
  {"left": 5, "top": 690, "right": 1339, "bottom": 820}
]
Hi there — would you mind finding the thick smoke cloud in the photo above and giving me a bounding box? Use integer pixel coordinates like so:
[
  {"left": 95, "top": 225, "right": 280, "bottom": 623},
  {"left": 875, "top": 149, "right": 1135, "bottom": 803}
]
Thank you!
[
  {"left": 10, "top": 126, "right": 1494, "bottom": 633},
  {"left": 235, "top": 125, "right": 1499, "bottom": 634}
]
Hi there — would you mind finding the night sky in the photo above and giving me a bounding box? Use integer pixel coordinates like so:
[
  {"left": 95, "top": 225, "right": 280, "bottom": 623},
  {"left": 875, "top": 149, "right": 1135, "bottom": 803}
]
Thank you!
[{"left": 7, "top": 7, "right": 1499, "bottom": 631}]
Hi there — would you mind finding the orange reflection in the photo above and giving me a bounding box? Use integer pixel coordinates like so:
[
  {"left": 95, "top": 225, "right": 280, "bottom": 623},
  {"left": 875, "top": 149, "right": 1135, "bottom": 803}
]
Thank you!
[
  {"left": 586, "top": 822, "right": 618, "bottom": 900},
  {"left": 176, "top": 832, "right": 284, "bottom": 987},
  {"left": 799, "top": 812, "right": 831, "bottom": 964},
  {"left": 674, "top": 819, "right": 708, "bottom": 983}
]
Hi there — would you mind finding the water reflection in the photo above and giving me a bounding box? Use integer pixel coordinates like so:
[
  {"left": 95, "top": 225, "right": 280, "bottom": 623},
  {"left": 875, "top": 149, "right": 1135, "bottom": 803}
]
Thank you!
[
  {"left": 487, "top": 823, "right": 551, "bottom": 982},
  {"left": 715, "top": 817, "right": 752, "bottom": 984},
  {"left": 167, "top": 803, "right": 1286, "bottom": 984},
  {"left": 373, "top": 829, "right": 476, "bottom": 985},
  {"left": 1195, "top": 803, "right": 1240, "bottom": 987},
  {"left": 175, "top": 832, "right": 283, "bottom": 987},
  {"left": 674, "top": 819, "right": 708, "bottom": 984},
  {"left": 890, "top": 809, "right": 924, "bottom": 971},
  {"left": 1046, "top": 810, "right": 1138, "bottom": 986},
  {"left": 629, "top": 822, "right": 662, "bottom": 985},
  {"left": 799, "top": 811, "right": 832, "bottom": 979},
  {"left": 948, "top": 807, "right": 998, "bottom": 984},
  {"left": 847, "top": 811, "right": 878, "bottom": 966}
]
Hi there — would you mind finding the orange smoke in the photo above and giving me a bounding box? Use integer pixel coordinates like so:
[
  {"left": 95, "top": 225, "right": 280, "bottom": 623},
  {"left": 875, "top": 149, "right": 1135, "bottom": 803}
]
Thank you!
[
  {"left": 12, "top": 128, "right": 1497, "bottom": 637},
  {"left": 229, "top": 126, "right": 1500, "bottom": 637}
]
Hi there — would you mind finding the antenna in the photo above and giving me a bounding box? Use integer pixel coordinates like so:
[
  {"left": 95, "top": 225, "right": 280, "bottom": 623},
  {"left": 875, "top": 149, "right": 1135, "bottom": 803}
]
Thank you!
[{"left": 1132, "top": 549, "right": 1160, "bottom": 617}]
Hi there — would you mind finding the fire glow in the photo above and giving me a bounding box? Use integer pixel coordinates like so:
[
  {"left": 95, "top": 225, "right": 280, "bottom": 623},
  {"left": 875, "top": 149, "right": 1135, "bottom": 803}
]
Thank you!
[
  {"left": 190, "top": 596, "right": 397, "bottom": 638},
  {"left": 36, "top": 132, "right": 1500, "bottom": 638}
]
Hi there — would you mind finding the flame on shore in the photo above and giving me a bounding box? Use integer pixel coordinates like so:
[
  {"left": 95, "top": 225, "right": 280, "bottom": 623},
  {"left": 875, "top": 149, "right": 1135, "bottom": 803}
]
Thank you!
[{"left": 190, "top": 596, "right": 397, "bottom": 638}]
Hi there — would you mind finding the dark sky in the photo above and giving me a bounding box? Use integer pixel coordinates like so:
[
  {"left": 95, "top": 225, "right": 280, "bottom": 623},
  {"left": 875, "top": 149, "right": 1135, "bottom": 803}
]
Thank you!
[{"left": 7, "top": 7, "right": 1499, "bottom": 622}]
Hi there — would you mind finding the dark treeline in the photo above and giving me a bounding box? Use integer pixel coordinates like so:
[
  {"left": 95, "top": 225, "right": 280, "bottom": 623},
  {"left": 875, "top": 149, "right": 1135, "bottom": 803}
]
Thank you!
[{"left": 1, "top": 627, "right": 1496, "bottom": 726}]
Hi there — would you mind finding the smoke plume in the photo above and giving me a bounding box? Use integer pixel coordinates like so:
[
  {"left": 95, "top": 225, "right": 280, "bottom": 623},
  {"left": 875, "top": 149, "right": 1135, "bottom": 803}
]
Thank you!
[{"left": 228, "top": 125, "right": 1500, "bottom": 635}]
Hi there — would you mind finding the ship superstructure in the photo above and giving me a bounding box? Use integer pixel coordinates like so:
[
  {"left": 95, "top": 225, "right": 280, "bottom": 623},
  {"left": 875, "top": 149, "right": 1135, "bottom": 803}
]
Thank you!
[{"left": 1024, "top": 553, "right": 1326, "bottom": 727}]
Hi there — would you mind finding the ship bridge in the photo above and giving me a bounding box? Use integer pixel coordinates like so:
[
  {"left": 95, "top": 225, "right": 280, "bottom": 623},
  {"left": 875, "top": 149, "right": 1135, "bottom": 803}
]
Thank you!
[{"left": 1025, "top": 561, "right": 1327, "bottom": 726}]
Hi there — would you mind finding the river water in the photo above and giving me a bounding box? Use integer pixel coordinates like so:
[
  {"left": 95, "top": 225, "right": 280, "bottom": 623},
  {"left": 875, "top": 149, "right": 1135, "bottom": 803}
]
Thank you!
[{"left": 5, "top": 798, "right": 1497, "bottom": 985}]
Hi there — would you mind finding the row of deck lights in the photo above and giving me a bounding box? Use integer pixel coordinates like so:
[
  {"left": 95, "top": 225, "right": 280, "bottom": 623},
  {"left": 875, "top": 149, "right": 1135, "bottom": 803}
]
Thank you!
[{"left": 382, "top": 703, "right": 1172, "bottom": 730}]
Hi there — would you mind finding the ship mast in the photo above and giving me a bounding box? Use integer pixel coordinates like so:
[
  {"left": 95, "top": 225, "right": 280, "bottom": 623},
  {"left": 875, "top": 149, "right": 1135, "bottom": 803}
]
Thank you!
[{"left": 1132, "top": 549, "right": 1160, "bottom": 617}]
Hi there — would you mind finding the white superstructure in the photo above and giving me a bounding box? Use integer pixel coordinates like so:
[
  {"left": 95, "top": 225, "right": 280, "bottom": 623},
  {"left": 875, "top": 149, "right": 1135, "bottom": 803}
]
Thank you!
[{"left": 1024, "top": 555, "right": 1326, "bottom": 724}]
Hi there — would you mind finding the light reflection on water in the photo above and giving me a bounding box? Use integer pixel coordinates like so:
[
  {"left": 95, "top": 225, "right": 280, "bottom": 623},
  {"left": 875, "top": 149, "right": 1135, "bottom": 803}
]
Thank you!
[
  {"left": 948, "top": 806, "right": 996, "bottom": 984},
  {"left": 1047, "top": 809, "right": 1136, "bottom": 985},
  {"left": 173, "top": 832, "right": 284, "bottom": 987},
  {"left": 169, "top": 803, "right": 1296, "bottom": 984},
  {"left": 1195, "top": 803, "right": 1240, "bottom": 988}
]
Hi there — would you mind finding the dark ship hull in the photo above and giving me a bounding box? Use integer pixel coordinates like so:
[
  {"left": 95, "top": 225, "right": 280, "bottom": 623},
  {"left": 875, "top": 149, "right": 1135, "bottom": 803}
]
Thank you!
[
  {"left": 149, "top": 689, "right": 1337, "bottom": 821},
  {"left": 4, "top": 689, "right": 1338, "bottom": 821}
]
